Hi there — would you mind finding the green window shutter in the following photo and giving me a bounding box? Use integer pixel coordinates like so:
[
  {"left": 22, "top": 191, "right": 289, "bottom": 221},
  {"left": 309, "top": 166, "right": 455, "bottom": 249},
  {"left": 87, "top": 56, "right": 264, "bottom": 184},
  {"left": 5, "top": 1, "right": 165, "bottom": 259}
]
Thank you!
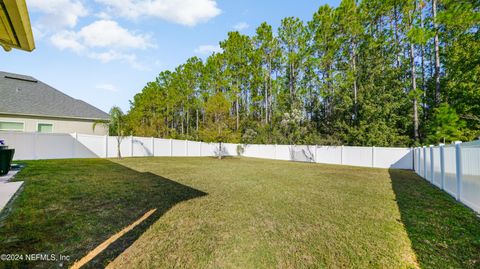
[
  {"left": 0, "top": 121, "right": 24, "bottom": 131},
  {"left": 37, "top": 123, "right": 53, "bottom": 133}
]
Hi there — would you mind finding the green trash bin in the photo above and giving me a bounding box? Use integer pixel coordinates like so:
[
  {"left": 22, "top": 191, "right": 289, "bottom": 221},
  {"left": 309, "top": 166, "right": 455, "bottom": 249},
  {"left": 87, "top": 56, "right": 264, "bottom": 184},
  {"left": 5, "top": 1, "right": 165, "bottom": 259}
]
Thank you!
[{"left": 0, "top": 146, "right": 15, "bottom": 176}]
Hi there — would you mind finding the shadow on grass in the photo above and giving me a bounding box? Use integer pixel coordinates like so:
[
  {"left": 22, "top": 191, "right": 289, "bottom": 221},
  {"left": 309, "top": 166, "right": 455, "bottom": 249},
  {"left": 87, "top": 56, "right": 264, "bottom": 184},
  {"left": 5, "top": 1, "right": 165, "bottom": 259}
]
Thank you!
[
  {"left": 0, "top": 159, "right": 207, "bottom": 269},
  {"left": 389, "top": 169, "right": 480, "bottom": 269}
]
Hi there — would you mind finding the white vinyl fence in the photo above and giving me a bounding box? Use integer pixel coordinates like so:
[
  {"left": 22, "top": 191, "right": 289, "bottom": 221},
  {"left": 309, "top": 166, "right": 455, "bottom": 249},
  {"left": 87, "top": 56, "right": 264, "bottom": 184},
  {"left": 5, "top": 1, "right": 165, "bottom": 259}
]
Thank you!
[
  {"left": 0, "top": 131, "right": 413, "bottom": 170},
  {"left": 242, "top": 144, "right": 413, "bottom": 169},
  {"left": 413, "top": 141, "right": 480, "bottom": 214},
  {"left": 0, "top": 132, "right": 238, "bottom": 160}
]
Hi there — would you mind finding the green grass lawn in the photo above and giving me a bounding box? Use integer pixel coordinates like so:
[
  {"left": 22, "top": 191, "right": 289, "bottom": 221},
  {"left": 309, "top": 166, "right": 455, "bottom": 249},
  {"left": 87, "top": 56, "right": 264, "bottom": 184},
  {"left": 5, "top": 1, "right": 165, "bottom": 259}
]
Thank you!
[{"left": 0, "top": 157, "right": 479, "bottom": 268}]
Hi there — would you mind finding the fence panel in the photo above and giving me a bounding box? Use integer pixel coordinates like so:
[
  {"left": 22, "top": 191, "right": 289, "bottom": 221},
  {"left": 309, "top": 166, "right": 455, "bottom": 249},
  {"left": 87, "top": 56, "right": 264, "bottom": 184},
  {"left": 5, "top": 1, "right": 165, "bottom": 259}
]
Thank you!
[
  {"left": 242, "top": 144, "right": 273, "bottom": 159},
  {"left": 443, "top": 145, "right": 457, "bottom": 196},
  {"left": 275, "top": 145, "right": 291, "bottom": 161},
  {"left": 154, "top": 138, "right": 171, "bottom": 156},
  {"left": 132, "top": 137, "right": 153, "bottom": 157},
  {"left": 289, "top": 145, "right": 315, "bottom": 163},
  {"left": 374, "top": 147, "right": 412, "bottom": 169},
  {"left": 200, "top": 142, "right": 215, "bottom": 156},
  {"left": 76, "top": 134, "right": 104, "bottom": 158},
  {"left": 459, "top": 141, "right": 480, "bottom": 213},
  {"left": 432, "top": 146, "right": 442, "bottom": 187},
  {"left": 414, "top": 148, "right": 421, "bottom": 173},
  {"left": 171, "top": 139, "right": 187, "bottom": 156},
  {"left": 107, "top": 137, "right": 117, "bottom": 158},
  {"left": 0, "top": 132, "right": 36, "bottom": 160},
  {"left": 185, "top": 141, "right": 199, "bottom": 157},
  {"left": 34, "top": 133, "right": 76, "bottom": 159},
  {"left": 221, "top": 143, "right": 238, "bottom": 156},
  {"left": 425, "top": 147, "right": 432, "bottom": 181},
  {"left": 343, "top": 146, "right": 372, "bottom": 167},
  {"left": 419, "top": 148, "right": 424, "bottom": 177}
]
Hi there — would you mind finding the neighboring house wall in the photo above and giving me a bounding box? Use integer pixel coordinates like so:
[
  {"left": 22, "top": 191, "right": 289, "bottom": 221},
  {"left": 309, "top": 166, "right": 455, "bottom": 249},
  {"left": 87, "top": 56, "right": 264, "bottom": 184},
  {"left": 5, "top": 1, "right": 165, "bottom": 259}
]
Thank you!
[{"left": 0, "top": 114, "right": 108, "bottom": 135}]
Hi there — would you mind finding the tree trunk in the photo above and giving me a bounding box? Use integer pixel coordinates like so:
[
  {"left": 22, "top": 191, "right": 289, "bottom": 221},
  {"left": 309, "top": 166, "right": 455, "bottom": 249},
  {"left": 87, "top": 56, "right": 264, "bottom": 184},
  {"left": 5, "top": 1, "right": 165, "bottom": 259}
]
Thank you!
[
  {"left": 116, "top": 137, "right": 122, "bottom": 159},
  {"left": 236, "top": 96, "right": 239, "bottom": 130},
  {"left": 196, "top": 109, "right": 199, "bottom": 131},
  {"left": 181, "top": 106, "right": 184, "bottom": 135},
  {"left": 420, "top": 7, "right": 427, "bottom": 121},
  {"left": 410, "top": 3, "right": 419, "bottom": 141},
  {"left": 394, "top": 1, "right": 400, "bottom": 67},
  {"left": 289, "top": 61, "right": 296, "bottom": 102},
  {"left": 265, "top": 76, "right": 269, "bottom": 125},
  {"left": 352, "top": 43, "right": 358, "bottom": 121},
  {"left": 186, "top": 109, "right": 189, "bottom": 136},
  {"left": 411, "top": 43, "right": 419, "bottom": 141},
  {"left": 116, "top": 123, "right": 122, "bottom": 159},
  {"left": 433, "top": 0, "right": 441, "bottom": 105},
  {"left": 218, "top": 142, "right": 222, "bottom": 160}
]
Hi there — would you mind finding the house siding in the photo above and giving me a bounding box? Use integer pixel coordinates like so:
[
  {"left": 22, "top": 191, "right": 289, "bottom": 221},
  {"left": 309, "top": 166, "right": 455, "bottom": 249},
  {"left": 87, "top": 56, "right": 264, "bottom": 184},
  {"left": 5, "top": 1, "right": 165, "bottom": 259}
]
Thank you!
[{"left": 0, "top": 114, "right": 108, "bottom": 135}]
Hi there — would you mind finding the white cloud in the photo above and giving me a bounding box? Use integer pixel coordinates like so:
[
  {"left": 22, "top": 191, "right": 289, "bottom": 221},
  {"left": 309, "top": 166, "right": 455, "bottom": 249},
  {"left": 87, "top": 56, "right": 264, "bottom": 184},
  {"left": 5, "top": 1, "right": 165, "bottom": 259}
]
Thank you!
[
  {"left": 50, "top": 31, "right": 85, "bottom": 52},
  {"left": 50, "top": 20, "right": 152, "bottom": 70},
  {"left": 95, "top": 11, "right": 112, "bottom": 20},
  {"left": 28, "top": 0, "right": 88, "bottom": 30},
  {"left": 51, "top": 20, "right": 153, "bottom": 51},
  {"left": 233, "top": 22, "right": 249, "bottom": 31},
  {"left": 96, "top": 83, "right": 119, "bottom": 92},
  {"left": 96, "top": 0, "right": 221, "bottom": 26},
  {"left": 78, "top": 20, "right": 153, "bottom": 49},
  {"left": 88, "top": 50, "right": 135, "bottom": 63},
  {"left": 88, "top": 50, "right": 147, "bottom": 70},
  {"left": 194, "top": 44, "right": 222, "bottom": 55}
]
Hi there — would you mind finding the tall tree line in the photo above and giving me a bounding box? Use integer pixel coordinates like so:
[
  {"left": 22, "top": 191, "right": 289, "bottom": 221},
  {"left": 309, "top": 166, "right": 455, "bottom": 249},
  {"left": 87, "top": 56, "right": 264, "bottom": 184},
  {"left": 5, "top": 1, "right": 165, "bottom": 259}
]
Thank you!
[{"left": 126, "top": 0, "right": 479, "bottom": 146}]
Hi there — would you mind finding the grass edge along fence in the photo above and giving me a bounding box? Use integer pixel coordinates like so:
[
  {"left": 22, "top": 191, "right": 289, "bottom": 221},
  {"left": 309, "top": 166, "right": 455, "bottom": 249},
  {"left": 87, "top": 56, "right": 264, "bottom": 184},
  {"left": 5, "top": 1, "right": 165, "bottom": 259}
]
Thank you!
[{"left": 413, "top": 140, "right": 480, "bottom": 214}]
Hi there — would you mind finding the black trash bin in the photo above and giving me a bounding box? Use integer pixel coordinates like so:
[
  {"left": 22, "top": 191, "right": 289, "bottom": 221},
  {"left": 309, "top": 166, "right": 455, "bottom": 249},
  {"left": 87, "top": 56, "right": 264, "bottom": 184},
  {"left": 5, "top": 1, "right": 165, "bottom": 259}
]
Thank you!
[{"left": 0, "top": 145, "right": 15, "bottom": 176}]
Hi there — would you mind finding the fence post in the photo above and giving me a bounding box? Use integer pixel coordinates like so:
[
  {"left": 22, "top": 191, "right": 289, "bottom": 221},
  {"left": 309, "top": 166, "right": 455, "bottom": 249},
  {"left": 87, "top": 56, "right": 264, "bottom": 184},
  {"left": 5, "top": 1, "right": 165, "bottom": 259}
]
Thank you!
[
  {"left": 170, "top": 139, "right": 173, "bottom": 157},
  {"left": 439, "top": 144, "right": 445, "bottom": 190},
  {"left": 130, "top": 136, "right": 134, "bottom": 157},
  {"left": 274, "top": 144, "right": 278, "bottom": 160},
  {"left": 314, "top": 145, "right": 318, "bottom": 163},
  {"left": 185, "top": 140, "right": 188, "bottom": 156},
  {"left": 416, "top": 148, "right": 419, "bottom": 172},
  {"left": 151, "top": 137, "right": 155, "bottom": 157},
  {"left": 455, "top": 141, "right": 463, "bottom": 201},
  {"left": 372, "top": 146, "right": 375, "bottom": 168},
  {"left": 430, "top": 145, "right": 435, "bottom": 183},
  {"left": 33, "top": 132, "right": 38, "bottom": 160},
  {"left": 341, "top": 145, "right": 344, "bottom": 165},
  {"left": 423, "top": 146, "right": 427, "bottom": 179},
  {"left": 200, "top": 142, "right": 203, "bottom": 157},
  {"left": 72, "top": 132, "right": 77, "bottom": 158},
  {"left": 104, "top": 135, "right": 108, "bottom": 158},
  {"left": 417, "top": 147, "right": 421, "bottom": 174},
  {"left": 412, "top": 148, "right": 416, "bottom": 171}
]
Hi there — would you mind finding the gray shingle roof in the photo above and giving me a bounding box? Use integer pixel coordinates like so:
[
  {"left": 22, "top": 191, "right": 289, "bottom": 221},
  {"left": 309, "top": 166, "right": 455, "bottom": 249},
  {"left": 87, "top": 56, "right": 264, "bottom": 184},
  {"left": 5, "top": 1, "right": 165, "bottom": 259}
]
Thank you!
[{"left": 0, "top": 71, "right": 110, "bottom": 121}]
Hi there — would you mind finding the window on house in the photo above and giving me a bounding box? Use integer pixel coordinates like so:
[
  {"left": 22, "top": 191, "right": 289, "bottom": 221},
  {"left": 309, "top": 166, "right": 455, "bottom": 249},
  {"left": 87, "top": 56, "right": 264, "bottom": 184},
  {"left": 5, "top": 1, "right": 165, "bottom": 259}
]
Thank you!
[
  {"left": 37, "top": 123, "right": 53, "bottom": 133},
  {"left": 0, "top": 121, "right": 24, "bottom": 131}
]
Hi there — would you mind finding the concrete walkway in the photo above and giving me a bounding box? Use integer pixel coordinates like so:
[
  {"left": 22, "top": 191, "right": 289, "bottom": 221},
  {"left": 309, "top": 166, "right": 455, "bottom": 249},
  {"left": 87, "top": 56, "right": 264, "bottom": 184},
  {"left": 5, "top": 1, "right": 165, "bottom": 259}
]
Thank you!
[{"left": 0, "top": 167, "right": 24, "bottom": 213}]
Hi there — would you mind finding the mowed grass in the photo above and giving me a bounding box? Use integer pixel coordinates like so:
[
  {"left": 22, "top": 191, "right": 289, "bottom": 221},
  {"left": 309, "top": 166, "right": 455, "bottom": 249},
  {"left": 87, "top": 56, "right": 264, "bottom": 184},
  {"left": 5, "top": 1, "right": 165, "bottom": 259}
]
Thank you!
[{"left": 0, "top": 157, "right": 479, "bottom": 268}]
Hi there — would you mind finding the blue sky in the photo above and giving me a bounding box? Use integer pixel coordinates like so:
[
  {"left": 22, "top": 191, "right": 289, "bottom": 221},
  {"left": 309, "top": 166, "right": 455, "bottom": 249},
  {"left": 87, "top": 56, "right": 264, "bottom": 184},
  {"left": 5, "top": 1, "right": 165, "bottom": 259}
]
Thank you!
[{"left": 0, "top": 0, "right": 339, "bottom": 113}]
